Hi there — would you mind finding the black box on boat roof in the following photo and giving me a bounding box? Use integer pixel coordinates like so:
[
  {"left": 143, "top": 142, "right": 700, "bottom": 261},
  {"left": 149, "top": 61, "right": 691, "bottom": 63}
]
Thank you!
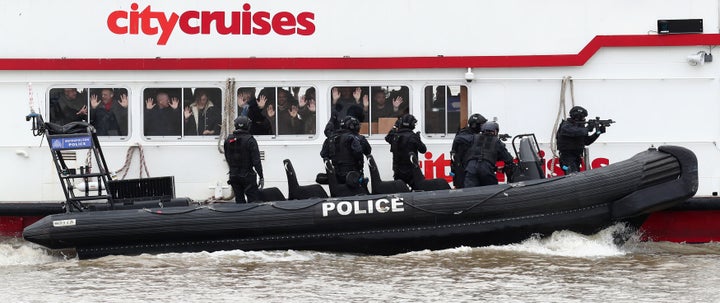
[{"left": 657, "top": 19, "right": 703, "bottom": 34}]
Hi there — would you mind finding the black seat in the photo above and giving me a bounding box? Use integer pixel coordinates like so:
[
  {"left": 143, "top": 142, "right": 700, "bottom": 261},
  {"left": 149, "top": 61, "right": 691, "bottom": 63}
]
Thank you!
[
  {"left": 261, "top": 187, "right": 286, "bottom": 201},
  {"left": 324, "top": 160, "right": 368, "bottom": 197},
  {"left": 367, "top": 155, "right": 410, "bottom": 194},
  {"left": 410, "top": 168, "right": 451, "bottom": 191},
  {"left": 284, "top": 159, "right": 328, "bottom": 200}
]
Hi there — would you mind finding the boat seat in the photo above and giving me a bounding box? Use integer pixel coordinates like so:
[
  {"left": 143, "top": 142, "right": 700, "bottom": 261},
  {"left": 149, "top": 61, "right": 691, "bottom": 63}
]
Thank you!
[
  {"left": 324, "top": 160, "right": 369, "bottom": 197},
  {"left": 284, "top": 159, "right": 329, "bottom": 200},
  {"left": 367, "top": 155, "right": 410, "bottom": 194},
  {"left": 261, "top": 187, "right": 286, "bottom": 201},
  {"left": 411, "top": 169, "right": 451, "bottom": 191},
  {"left": 412, "top": 178, "right": 451, "bottom": 191}
]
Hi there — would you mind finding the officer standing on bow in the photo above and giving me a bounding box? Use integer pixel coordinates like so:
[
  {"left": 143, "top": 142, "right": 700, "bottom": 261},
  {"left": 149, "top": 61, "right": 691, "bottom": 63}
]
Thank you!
[
  {"left": 450, "top": 113, "right": 487, "bottom": 188},
  {"left": 462, "top": 121, "right": 515, "bottom": 187},
  {"left": 385, "top": 114, "right": 427, "bottom": 189},
  {"left": 320, "top": 116, "right": 372, "bottom": 187},
  {"left": 555, "top": 106, "right": 605, "bottom": 174},
  {"left": 224, "top": 116, "right": 264, "bottom": 203}
]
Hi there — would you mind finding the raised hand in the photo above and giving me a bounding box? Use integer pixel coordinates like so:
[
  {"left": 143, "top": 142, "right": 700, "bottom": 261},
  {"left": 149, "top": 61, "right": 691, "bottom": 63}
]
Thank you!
[
  {"left": 393, "top": 96, "right": 404, "bottom": 108},
  {"left": 331, "top": 87, "right": 340, "bottom": 104},
  {"left": 362, "top": 94, "right": 369, "bottom": 108},
  {"left": 184, "top": 106, "right": 192, "bottom": 119},
  {"left": 77, "top": 105, "right": 88, "bottom": 116},
  {"left": 90, "top": 94, "right": 100, "bottom": 109},
  {"left": 258, "top": 94, "right": 267, "bottom": 109},
  {"left": 308, "top": 99, "right": 316, "bottom": 112},
  {"left": 299, "top": 94, "right": 307, "bottom": 108},
  {"left": 353, "top": 87, "right": 361, "bottom": 102},
  {"left": 118, "top": 94, "right": 128, "bottom": 108},
  {"left": 169, "top": 97, "right": 180, "bottom": 109},
  {"left": 145, "top": 97, "right": 156, "bottom": 110}
]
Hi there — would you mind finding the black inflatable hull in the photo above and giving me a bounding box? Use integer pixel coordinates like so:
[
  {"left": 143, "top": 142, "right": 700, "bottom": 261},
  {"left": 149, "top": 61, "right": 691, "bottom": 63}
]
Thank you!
[{"left": 23, "top": 146, "right": 698, "bottom": 259}]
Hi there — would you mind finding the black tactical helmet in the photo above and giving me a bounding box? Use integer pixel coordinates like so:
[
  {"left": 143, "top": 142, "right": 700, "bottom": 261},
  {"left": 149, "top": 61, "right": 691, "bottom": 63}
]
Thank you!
[
  {"left": 234, "top": 116, "right": 251, "bottom": 131},
  {"left": 481, "top": 121, "right": 499, "bottom": 134},
  {"left": 399, "top": 114, "right": 417, "bottom": 129},
  {"left": 569, "top": 106, "right": 588, "bottom": 120},
  {"left": 468, "top": 113, "right": 487, "bottom": 132},
  {"left": 340, "top": 116, "right": 360, "bottom": 132}
]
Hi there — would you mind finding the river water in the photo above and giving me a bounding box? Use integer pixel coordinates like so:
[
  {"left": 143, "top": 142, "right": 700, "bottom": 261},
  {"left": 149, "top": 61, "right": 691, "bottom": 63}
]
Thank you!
[{"left": 2, "top": 224, "right": 719, "bottom": 303}]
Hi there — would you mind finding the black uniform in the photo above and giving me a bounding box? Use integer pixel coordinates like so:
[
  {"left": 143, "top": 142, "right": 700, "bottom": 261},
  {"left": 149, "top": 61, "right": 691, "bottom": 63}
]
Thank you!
[
  {"left": 320, "top": 128, "right": 371, "bottom": 184},
  {"left": 463, "top": 134, "right": 514, "bottom": 187},
  {"left": 450, "top": 127, "right": 477, "bottom": 188},
  {"left": 385, "top": 128, "right": 427, "bottom": 188},
  {"left": 556, "top": 118, "right": 600, "bottom": 174},
  {"left": 224, "top": 129, "right": 264, "bottom": 203}
]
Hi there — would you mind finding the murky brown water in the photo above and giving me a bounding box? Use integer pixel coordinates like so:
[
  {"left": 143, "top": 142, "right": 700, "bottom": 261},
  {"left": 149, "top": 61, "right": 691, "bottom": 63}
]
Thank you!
[{"left": 2, "top": 224, "right": 720, "bottom": 303}]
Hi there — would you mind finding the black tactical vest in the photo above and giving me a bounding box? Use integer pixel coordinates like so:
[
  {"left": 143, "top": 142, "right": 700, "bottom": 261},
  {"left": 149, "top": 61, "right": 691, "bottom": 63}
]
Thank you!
[{"left": 464, "top": 134, "right": 498, "bottom": 165}]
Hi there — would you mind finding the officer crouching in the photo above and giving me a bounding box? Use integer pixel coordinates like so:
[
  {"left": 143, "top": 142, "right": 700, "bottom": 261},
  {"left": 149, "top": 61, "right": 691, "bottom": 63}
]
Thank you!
[
  {"left": 462, "top": 121, "right": 515, "bottom": 187},
  {"left": 224, "top": 116, "right": 264, "bottom": 203}
]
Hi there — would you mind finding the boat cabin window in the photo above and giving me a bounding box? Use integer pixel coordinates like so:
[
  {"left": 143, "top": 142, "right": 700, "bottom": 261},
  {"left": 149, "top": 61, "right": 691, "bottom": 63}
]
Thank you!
[
  {"left": 48, "top": 87, "right": 130, "bottom": 138},
  {"left": 424, "top": 85, "right": 467, "bottom": 136},
  {"left": 330, "top": 85, "right": 410, "bottom": 136},
  {"left": 236, "top": 86, "right": 317, "bottom": 137},
  {"left": 142, "top": 87, "right": 223, "bottom": 138}
]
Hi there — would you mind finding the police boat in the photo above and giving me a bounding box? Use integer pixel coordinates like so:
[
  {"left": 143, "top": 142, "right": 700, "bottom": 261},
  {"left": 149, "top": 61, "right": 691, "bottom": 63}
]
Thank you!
[{"left": 23, "top": 129, "right": 698, "bottom": 258}]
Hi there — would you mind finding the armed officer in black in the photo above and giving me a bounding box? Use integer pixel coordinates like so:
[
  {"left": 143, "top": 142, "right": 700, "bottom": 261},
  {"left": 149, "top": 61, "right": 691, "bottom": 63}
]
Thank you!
[
  {"left": 462, "top": 121, "right": 515, "bottom": 187},
  {"left": 450, "top": 113, "right": 486, "bottom": 188},
  {"left": 556, "top": 106, "right": 604, "bottom": 174},
  {"left": 385, "top": 114, "right": 427, "bottom": 189},
  {"left": 320, "top": 116, "right": 372, "bottom": 185},
  {"left": 224, "top": 116, "right": 264, "bottom": 203}
]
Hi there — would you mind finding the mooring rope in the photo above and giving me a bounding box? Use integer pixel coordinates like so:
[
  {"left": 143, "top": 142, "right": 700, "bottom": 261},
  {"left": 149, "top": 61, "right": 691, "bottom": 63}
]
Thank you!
[{"left": 113, "top": 143, "right": 150, "bottom": 179}]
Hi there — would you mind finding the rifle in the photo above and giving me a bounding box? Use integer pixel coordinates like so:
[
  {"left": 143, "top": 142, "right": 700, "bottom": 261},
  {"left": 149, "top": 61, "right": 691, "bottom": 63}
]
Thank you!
[
  {"left": 586, "top": 117, "right": 615, "bottom": 130},
  {"left": 498, "top": 133, "right": 511, "bottom": 141}
]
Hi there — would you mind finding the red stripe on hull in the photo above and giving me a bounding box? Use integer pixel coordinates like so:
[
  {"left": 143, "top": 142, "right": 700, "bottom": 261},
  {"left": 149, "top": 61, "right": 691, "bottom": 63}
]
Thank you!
[
  {"left": 2, "top": 34, "right": 720, "bottom": 70},
  {"left": 640, "top": 210, "right": 720, "bottom": 243},
  {"left": 0, "top": 216, "right": 43, "bottom": 237}
]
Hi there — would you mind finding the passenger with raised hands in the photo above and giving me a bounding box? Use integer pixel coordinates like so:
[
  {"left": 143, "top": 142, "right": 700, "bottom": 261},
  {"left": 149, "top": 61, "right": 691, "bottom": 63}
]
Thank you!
[
  {"left": 89, "top": 88, "right": 128, "bottom": 136},
  {"left": 184, "top": 89, "right": 221, "bottom": 136},
  {"left": 55, "top": 88, "right": 87, "bottom": 125},
  {"left": 144, "top": 91, "right": 181, "bottom": 136}
]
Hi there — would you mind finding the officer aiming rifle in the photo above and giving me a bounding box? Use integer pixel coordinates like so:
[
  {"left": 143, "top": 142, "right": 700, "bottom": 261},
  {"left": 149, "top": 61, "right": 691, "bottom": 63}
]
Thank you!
[{"left": 555, "top": 106, "right": 614, "bottom": 174}]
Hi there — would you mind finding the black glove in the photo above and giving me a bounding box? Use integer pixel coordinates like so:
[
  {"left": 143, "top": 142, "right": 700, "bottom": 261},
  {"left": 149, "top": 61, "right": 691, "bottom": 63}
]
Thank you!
[
  {"left": 503, "top": 163, "right": 516, "bottom": 183},
  {"left": 597, "top": 125, "right": 606, "bottom": 134},
  {"left": 323, "top": 158, "right": 333, "bottom": 171},
  {"left": 586, "top": 124, "right": 595, "bottom": 132},
  {"left": 258, "top": 178, "right": 264, "bottom": 190}
]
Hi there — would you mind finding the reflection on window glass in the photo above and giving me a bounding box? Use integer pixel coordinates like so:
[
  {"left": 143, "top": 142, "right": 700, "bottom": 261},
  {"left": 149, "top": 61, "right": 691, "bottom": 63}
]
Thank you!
[
  {"left": 424, "top": 85, "right": 464, "bottom": 135},
  {"left": 328, "top": 85, "right": 409, "bottom": 136},
  {"left": 236, "top": 86, "right": 316, "bottom": 136},
  {"left": 143, "top": 88, "right": 182, "bottom": 136},
  {"left": 183, "top": 88, "right": 222, "bottom": 136}
]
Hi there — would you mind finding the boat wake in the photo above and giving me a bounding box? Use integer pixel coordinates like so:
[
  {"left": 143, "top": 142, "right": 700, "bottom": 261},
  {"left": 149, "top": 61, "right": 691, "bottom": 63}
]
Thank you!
[
  {"left": 0, "top": 237, "right": 68, "bottom": 266},
  {"left": 481, "top": 223, "right": 634, "bottom": 258}
]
